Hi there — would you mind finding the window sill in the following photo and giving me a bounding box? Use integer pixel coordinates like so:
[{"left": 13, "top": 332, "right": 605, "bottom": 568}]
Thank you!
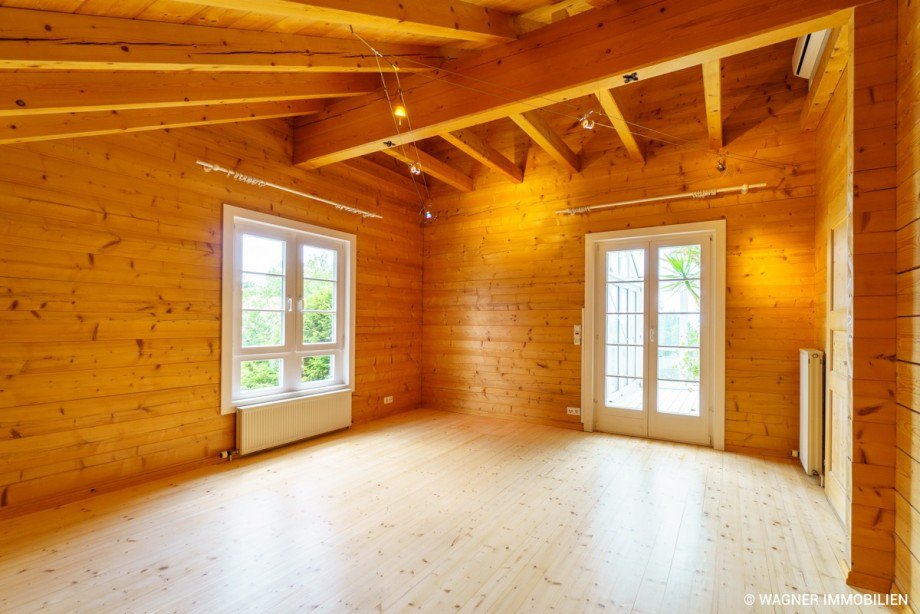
[{"left": 229, "top": 385, "right": 351, "bottom": 413}]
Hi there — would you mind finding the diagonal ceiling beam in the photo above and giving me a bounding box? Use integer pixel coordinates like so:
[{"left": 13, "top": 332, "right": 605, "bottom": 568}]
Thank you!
[
  {"left": 171, "top": 0, "right": 518, "bottom": 44},
  {"left": 0, "top": 100, "right": 324, "bottom": 145},
  {"left": 801, "top": 23, "right": 850, "bottom": 130},
  {"left": 293, "top": 0, "right": 856, "bottom": 168},
  {"left": 701, "top": 60, "right": 723, "bottom": 150},
  {"left": 441, "top": 129, "right": 523, "bottom": 183},
  {"left": 0, "top": 72, "right": 379, "bottom": 117},
  {"left": 510, "top": 111, "right": 581, "bottom": 173},
  {"left": 382, "top": 147, "right": 474, "bottom": 192},
  {"left": 594, "top": 89, "right": 646, "bottom": 163},
  {"left": 0, "top": 7, "right": 442, "bottom": 72}
]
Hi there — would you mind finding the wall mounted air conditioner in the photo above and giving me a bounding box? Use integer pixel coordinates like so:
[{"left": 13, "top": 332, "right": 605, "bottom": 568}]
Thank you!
[{"left": 792, "top": 29, "right": 831, "bottom": 81}]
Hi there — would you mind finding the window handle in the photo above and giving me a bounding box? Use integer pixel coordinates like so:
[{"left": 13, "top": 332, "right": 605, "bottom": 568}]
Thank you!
[
  {"left": 287, "top": 297, "right": 293, "bottom": 312},
  {"left": 649, "top": 327, "right": 656, "bottom": 343},
  {"left": 297, "top": 298, "right": 304, "bottom": 312}
]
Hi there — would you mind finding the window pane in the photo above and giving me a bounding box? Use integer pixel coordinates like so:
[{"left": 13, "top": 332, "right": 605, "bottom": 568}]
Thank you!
[
  {"left": 658, "top": 245, "right": 700, "bottom": 280},
  {"left": 606, "top": 249, "right": 644, "bottom": 281},
  {"left": 303, "top": 312, "right": 334, "bottom": 344},
  {"left": 606, "top": 282, "right": 644, "bottom": 314},
  {"left": 658, "top": 280, "right": 700, "bottom": 313},
  {"left": 606, "top": 376, "right": 643, "bottom": 411},
  {"left": 658, "top": 313, "right": 700, "bottom": 348},
  {"left": 302, "top": 355, "right": 333, "bottom": 383},
  {"left": 605, "top": 314, "right": 644, "bottom": 345},
  {"left": 657, "top": 380, "right": 700, "bottom": 416},
  {"left": 242, "top": 234, "right": 285, "bottom": 275},
  {"left": 303, "top": 246, "right": 337, "bottom": 280},
  {"left": 242, "top": 310, "right": 284, "bottom": 347},
  {"left": 303, "top": 279, "right": 336, "bottom": 311},
  {"left": 657, "top": 348, "right": 700, "bottom": 382},
  {"left": 606, "top": 345, "right": 643, "bottom": 378},
  {"left": 241, "top": 359, "right": 281, "bottom": 391},
  {"left": 242, "top": 273, "right": 284, "bottom": 310}
]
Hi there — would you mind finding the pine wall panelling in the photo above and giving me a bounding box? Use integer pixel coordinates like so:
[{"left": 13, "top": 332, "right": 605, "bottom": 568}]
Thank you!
[
  {"left": 421, "top": 42, "right": 818, "bottom": 458},
  {"left": 0, "top": 120, "right": 423, "bottom": 515}
]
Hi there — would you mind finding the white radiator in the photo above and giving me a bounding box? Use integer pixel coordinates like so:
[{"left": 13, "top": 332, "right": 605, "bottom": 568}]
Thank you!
[
  {"left": 799, "top": 349, "right": 824, "bottom": 476},
  {"left": 236, "top": 390, "right": 352, "bottom": 456}
]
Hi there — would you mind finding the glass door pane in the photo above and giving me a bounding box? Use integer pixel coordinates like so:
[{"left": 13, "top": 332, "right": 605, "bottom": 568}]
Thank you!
[
  {"left": 656, "top": 244, "right": 701, "bottom": 416},
  {"left": 604, "top": 248, "right": 645, "bottom": 410}
]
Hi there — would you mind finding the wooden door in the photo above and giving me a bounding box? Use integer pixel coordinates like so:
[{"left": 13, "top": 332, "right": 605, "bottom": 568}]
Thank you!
[{"left": 824, "top": 220, "right": 851, "bottom": 527}]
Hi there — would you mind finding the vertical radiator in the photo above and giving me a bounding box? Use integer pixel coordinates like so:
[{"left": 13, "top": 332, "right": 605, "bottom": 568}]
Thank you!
[
  {"left": 799, "top": 349, "right": 824, "bottom": 476},
  {"left": 236, "top": 390, "right": 352, "bottom": 456}
]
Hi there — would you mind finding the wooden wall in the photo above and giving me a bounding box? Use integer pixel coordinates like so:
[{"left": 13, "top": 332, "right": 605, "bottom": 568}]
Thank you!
[
  {"left": 848, "top": 0, "right": 899, "bottom": 592},
  {"left": 421, "top": 42, "right": 817, "bottom": 457},
  {"left": 896, "top": 0, "right": 920, "bottom": 604},
  {"left": 0, "top": 120, "right": 423, "bottom": 516}
]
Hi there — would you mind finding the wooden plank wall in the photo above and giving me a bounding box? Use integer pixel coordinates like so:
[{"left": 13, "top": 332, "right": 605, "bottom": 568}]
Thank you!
[
  {"left": 0, "top": 120, "right": 423, "bottom": 516},
  {"left": 421, "top": 42, "right": 817, "bottom": 457},
  {"left": 895, "top": 0, "right": 920, "bottom": 605},
  {"left": 848, "top": 0, "right": 898, "bottom": 592}
]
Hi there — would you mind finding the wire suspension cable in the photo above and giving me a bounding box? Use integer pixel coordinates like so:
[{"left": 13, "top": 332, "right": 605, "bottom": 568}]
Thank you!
[
  {"left": 556, "top": 182, "right": 769, "bottom": 215},
  {"left": 196, "top": 160, "right": 383, "bottom": 219}
]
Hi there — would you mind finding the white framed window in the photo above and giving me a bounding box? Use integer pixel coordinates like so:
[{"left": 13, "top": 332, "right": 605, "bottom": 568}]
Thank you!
[{"left": 221, "top": 205, "right": 356, "bottom": 414}]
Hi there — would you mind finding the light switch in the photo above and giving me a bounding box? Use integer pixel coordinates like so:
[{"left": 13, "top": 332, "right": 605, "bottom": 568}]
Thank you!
[{"left": 573, "top": 324, "right": 582, "bottom": 346}]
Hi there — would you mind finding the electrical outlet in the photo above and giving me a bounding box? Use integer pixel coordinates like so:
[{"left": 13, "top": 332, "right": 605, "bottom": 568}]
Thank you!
[
  {"left": 567, "top": 407, "right": 581, "bottom": 416},
  {"left": 383, "top": 396, "right": 394, "bottom": 405}
]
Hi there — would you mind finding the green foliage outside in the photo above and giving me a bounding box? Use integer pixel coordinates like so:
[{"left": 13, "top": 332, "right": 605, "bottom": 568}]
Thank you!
[
  {"left": 659, "top": 245, "right": 702, "bottom": 382},
  {"left": 240, "top": 246, "right": 337, "bottom": 391}
]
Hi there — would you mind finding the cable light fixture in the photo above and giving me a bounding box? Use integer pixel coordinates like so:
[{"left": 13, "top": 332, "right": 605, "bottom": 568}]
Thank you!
[
  {"left": 196, "top": 161, "right": 383, "bottom": 219},
  {"left": 556, "top": 182, "right": 768, "bottom": 215}
]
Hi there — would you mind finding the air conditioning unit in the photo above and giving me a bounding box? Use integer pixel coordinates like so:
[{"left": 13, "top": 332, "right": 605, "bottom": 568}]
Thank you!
[{"left": 792, "top": 29, "right": 831, "bottom": 81}]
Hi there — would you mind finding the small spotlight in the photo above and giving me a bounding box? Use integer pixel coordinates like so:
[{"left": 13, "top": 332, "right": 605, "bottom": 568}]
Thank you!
[
  {"left": 580, "top": 111, "right": 595, "bottom": 130},
  {"left": 425, "top": 210, "right": 433, "bottom": 220},
  {"left": 393, "top": 104, "right": 408, "bottom": 124},
  {"left": 716, "top": 153, "right": 727, "bottom": 173},
  {"left": 409, "top": 162, "right": 422, "bottom": 176}
]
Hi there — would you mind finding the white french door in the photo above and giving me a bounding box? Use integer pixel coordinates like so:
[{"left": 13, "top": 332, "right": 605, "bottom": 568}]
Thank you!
[{"left": 590, "top": 229, "right": 719, "bottom": 446}]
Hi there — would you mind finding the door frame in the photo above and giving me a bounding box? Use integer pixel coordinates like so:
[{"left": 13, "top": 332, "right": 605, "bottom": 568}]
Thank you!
[{"left": 581, "top": 220, "right": 726, "bottom": 450}]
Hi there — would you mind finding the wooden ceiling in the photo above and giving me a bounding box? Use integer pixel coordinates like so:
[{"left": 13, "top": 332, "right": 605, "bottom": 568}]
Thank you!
[{"left": 0, "top": 0, "right": 857, "bottom": 200}]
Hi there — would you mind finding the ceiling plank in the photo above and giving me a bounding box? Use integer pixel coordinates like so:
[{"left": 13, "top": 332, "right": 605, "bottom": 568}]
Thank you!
[
  {"left": 171, "top": 0, "right": 518, "bottom": 44},
  {"left": 0, "top": 100, "right": 324, "bottom": 145},
  {"left": 292, "top": 0, "right": 854, "bottom": 168},
  {"left": 381, "top": 147, "right": 474, "bottom": 192},
  {"left": 701, "top": 60, "right": 722, "bottom": 150},
  {"left": 510, "top": 111, "right": 580, "bottom": 173},
  {"left": 441, "top": 129, "right": 523, "bottom": 183},
  {"left": 516, "top": 0, "right": 610, "bottom": 33},
  {"left": 0, "top": 72, "right": 379, "bottom": 117},
  {"left": 0, "top": 7, "right": 442, "bottom": 72},
  {"left": 801, "top": 24, "right": 850, "bottom": 131},
  {"left": 594, "top": 89, "right": 646, "bottom": 163}
]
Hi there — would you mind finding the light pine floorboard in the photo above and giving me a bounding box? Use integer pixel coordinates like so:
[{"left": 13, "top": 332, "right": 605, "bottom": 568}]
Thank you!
[{"left": 0, "top": 409, "right": 894, "bottom": 613}]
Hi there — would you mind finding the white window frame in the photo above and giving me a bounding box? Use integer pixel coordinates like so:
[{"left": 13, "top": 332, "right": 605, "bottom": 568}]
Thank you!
[
  {"left": 221, "top": 204, "right": 356, "bottom": 414},
  {"left": 582, "top": 220, "right": 726, "bottom": 450}
]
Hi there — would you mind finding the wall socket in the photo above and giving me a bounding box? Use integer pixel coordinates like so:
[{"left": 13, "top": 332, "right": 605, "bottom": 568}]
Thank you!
[
  {"left": 383, "top": 395, "right": 394, "bottom": 405},
  {"left": 566, "top": 407, "right": 581, "bottom": 416}
]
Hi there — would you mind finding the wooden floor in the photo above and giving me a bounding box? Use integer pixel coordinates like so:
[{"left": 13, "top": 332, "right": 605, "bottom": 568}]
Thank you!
[{"left": 0, "top": 410, "right": 892, "bottom": 613}]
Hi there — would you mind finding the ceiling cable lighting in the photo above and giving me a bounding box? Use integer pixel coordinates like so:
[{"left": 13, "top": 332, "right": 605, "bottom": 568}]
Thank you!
[
  {"left": 580, "top": 111, "right": 596, "bottom": 130},
  {"left": 409, "top": 162, "right": 422, "bottom": 175}
]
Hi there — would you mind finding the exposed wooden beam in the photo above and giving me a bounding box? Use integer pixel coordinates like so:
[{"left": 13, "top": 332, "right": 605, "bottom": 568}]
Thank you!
[
  {"left": 801, "top": 23, "right": 850, "bottom": 131},
  {"left": 0, "top": 72, "right": 379, "bottom": 117},
  {"left": 0, "top": 7, "right": 442, "bottom": 73},
  {"left": 381, "top": 147, "right": 474, "bottom": 192},
  {"left": 334, "top": 158, "right": 421, "bottom": 203},
  {"left": 441, "top": 129, "right": 523, "bottom": 183},
  {"left": 702, "top": 60, "right": 723, "bottom": 150},
  {"left": 510, "top": 111, "right": 580, "bottom": 173},
  {"left": 172, "top": 0, "right": 517, "bottom": 44},
  {"left": 516, "top": 0, "right": 610, "bottom": 33},
  {"left": 0, "top": 100, "right": 324, "bottom": 145},
  {"left": 594, "top": 89, "right": 646, "bottom": 163},
  {"left": 293, "top": 0, "right": 855, "bottom": 168}
]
